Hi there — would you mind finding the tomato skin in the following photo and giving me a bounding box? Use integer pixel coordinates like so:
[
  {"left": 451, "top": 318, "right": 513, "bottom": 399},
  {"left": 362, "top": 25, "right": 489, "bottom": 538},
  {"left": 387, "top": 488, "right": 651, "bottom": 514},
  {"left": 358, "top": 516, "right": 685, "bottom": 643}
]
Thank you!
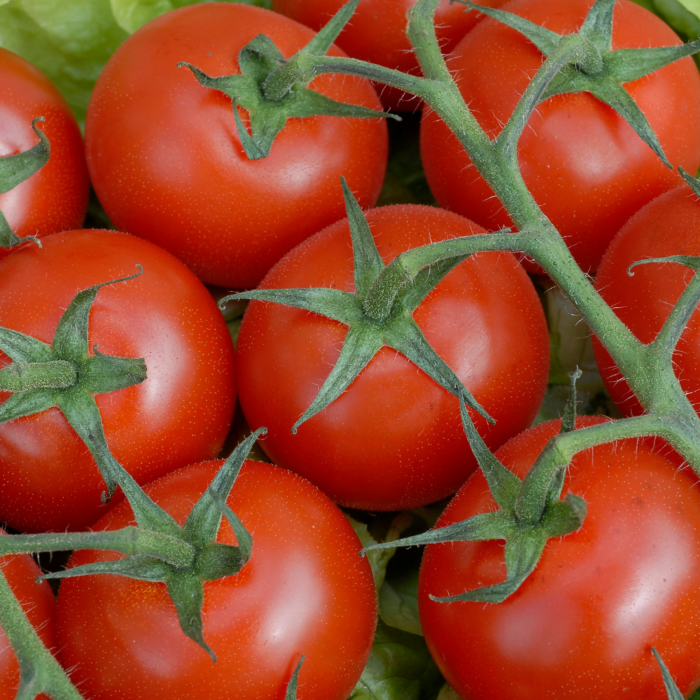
[
  {"left": 236, "top": 205, "right": 549, "bottom": 511},
  {"left": 0, "top": 48, "right": 88, "bottom": 250},
  {"left": 592, "top": 186, "right": 700, "bottom": 417},
  {"left": 0, "top": 533, "right": 56, "bottom": 700},
  {"left": 55, "top": 459, "right": 376, "bottom": 700},
  {"left": 86, "top": 3, "right": 388, "bottom": 290},
  {"left": 419, "top": 417, "right": 700, "bottom": 699},
  {"left": 271, "top": 0, "right": 508, "bottom": 111},
  {"left": 420, "top": 0, "right": 700, "bottom": 273},
  {"left": 0, "top": 230, "right": 236, "bottom": 533}
]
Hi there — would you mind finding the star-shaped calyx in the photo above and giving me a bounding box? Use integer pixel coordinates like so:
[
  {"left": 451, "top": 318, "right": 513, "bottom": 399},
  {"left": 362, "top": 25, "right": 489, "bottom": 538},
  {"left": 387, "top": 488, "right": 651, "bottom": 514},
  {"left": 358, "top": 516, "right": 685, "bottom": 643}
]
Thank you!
[
  {"left": 223, "top": 178, "right": 494, "bottom": 433},
  {"left": 0, "top": 117, "right": 48, "bottom": 249},
  {"left": 0, "top": 269, "right": 147, "bottom": 500},
  {"left": 362, "top": 372, "right": 587, "bottom": 603},
  {"left": 178, "top": 0, "right": 397, "bottom": 160},
  {"left": 463, "top": 0, "right": 700, "bottom": 167}
]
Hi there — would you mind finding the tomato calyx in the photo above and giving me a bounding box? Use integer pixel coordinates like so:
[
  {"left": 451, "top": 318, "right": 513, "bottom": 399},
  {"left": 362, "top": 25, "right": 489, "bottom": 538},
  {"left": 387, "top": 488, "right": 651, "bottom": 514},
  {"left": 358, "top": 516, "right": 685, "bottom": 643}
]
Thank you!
[
  {"left": 41, "top": 428, "right": 265, "bottom": 662},
  {"left": 0, "top": 117, "right": 48, "bottom": 250},
  {"left": 178, "top": 0, "right": 395, "bottom": 160},
  {"left": 653, "top": 648, "right": 685, "bottom": 700},
  {"left": 465, "top": 0, "right": 700, "bottom": 168},
  {"left": 0, "top": 268, "right": 147, "bottom": 501},
  {"left": 224, "top": 178, "right": 493, "bottom": 432}
]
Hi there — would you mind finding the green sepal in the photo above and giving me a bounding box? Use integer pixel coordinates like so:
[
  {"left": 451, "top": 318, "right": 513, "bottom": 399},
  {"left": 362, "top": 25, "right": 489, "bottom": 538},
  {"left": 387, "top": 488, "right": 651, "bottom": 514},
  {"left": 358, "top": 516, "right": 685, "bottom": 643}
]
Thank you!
[
  {"left": 41, "top": 554, "right": 173, "bottom": 583},
  {"left": 292, "top": 324, "right": 383, "bottom": 433},
  {"left": 0, "top": 118, "right": 49, "bottom": 195},
  {"left": 578, "top": 0, "right": 615, "bottom": 53},
  {"left": 79, "top": 349, "right": 147, "bottom": 394},
  {"left": 385, "top": 319, "right": 494, "bottom": 424},
  {"left": 0, "top": 389, "right": 60, "bottom": 424},
  {"left": 343, "top": 176, "right": 384, "bottom": 298},
  {"left": 183, "top": 428, "right": 265, "bottom": 548},
  {"left": 0, "top": 327, "right": 54, "bottom": 363},
  {"left": 222, "top": 288, "right": 363, "bottom": 326},
  {"left": 606, "top": 40, "right": 700, "bottom": 83},
  {"left": 0, "top": 210, "right": 39, "bottom": 251},
  {"left": 196, "top": 542, "right": 246, "bottom": 581},
  {"left": 398, "top": 256, "right": 470, "bottom": 314},
  {"left": 541, "top": 494, "right": 587, "bottom": 537},
  {"left": 207, "top": 489, "right": 254, "bottom": 568},
  {"left": 430, "top": 529, "right": 547, "bottom": 603},
  {"left": 166, "top": 573, "right": 215, "bottom": 662},
  {"left": 464, "top": 2, "right": 560, "bottom": 55},
  {"left": 238, "top": 34, "right": 287, "bottom": 83},
  {"left": 0, "top": 361, "right": 75, "bottom": 392},
  {"left": 628, "top": 253, "right": 700, "bottom": 274},
  {"left": 652, "top": 648, "right": 684, "bottom": 700},
  {"left": 285, "top": 656, "right": 304, "bottom": 700},
  {"left": 680, "top": 165, "right": 700, "bottom": 197},
  {"left": 52, "top": 266, "right": 143, "bottom": 361},
  {"left": 303, "top": 0, "right": 360, "bottom": 56}
]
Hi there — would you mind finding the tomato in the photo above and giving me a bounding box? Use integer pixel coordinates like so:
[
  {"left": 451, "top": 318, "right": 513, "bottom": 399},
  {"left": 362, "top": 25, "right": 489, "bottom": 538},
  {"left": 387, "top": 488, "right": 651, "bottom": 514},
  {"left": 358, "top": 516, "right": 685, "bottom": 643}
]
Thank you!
[
  {"left": 592, "top": 184, "right": 700, "bottom": 417},
  {"left": 236, "top": 204, "right": 549, "bottom": 511},
  {"left": 55, "top": 459, "right": 376, "bottom": 699},
  {"left": 0, "top": 48, "right": 88, "bottom": 250},
  {"left": 271, "top": 0, "right": 509, "bottom": 111},
  {"left": 419, "top": 417, "right": 700, "bottom": 699},
  {"left": 0, "top": 532, "right": 56, "bottom": 700},
  {"left": 420, "top": 0, "right": 700, "bottom": 273},
  {"left": 85, "top": 3, "right": 388, "bottom": 290},
  {"left": 0, "top": 230, "right": 236, "bottom": 533}
]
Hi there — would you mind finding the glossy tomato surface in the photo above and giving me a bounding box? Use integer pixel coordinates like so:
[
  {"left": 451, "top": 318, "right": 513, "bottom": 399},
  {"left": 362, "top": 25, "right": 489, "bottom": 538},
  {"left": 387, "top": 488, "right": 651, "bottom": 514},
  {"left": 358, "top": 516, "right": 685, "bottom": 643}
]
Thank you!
[
  {"left": 271, "top": 0, "right": 508, "bottom": 111},
  {"left": 56, "top": 459, "right": 376, "bottom": 699},
  {"left": 0, "top": 230, "right": 236, "bottom": 533},
  {"left": 86, "top": 3, "right": 388, "bottom": 289},
  {"left": 420, "top": 417, "right": 700, "bottom": 699},
  {"left": 420, "top": 0, "right": 700, "bottom": 273},
  {"left": 0, "top": 532, "right": 56, "bottom": 700},
  {"left": 0, "top": 48, "right": 88, "bottom": 251},
  {"left": 236, "top": 204, "right": 549, "bottom": 511},
  {"left": 593, "top": 184, "right": 700, "bottom": 416}
]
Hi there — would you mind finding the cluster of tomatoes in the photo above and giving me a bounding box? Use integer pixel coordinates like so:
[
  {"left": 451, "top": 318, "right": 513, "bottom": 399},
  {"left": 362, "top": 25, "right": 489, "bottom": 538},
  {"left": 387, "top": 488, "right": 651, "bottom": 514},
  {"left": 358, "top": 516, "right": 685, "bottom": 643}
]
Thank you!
[{"left": 3, "top": 0, "right": 700, "bottom": 698}]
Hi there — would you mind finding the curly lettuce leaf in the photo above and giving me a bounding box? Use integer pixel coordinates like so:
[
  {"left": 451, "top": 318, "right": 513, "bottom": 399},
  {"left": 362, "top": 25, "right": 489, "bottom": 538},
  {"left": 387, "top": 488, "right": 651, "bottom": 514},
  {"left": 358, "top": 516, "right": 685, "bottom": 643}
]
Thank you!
[
  {"left": 0, "top": 0, "right": 271, "bottom": 125},
  {"left": 350, "top": 620, "right": 444, "bottom": 700}
]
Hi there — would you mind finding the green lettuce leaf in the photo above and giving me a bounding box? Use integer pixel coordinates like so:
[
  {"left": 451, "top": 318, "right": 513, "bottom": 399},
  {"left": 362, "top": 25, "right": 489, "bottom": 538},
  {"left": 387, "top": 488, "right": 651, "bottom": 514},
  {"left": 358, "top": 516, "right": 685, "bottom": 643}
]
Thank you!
[
  {"left": 0, "top": 0, "right": 271, "bottom": 125},
  {"left": 379, "top": 568, "right": 422, "bottom": 636},
  {"left": 350, "top": 620, "right": 444, "bottom": 700}
]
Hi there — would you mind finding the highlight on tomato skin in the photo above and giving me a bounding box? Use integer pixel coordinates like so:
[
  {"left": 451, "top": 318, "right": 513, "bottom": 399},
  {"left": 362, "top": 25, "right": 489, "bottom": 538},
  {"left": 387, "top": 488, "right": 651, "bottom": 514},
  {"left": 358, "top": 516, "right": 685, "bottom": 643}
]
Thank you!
[
  {"left": 420, "top": 0, "right": 700, "bottom": 274},
  {"left": 0, "top": 229, "right": 237, "bottom": 534},
  {"left": 0, "top": 531, "right": 57, "bottom": 700},
  {"left": 419, "top": 417, "right": 700, "bottom": 700},
  {"left": 236, "top": 204, "right": 550, "bottom": 512},
  {"left": 0, "top": 47, "right": 89, "bottom": 251},
  {"left": 55, "top": 459, "right": 377, "bottom": 700},
  {"left": 85, "top": 2, "right": 389, "bottom": 290}
]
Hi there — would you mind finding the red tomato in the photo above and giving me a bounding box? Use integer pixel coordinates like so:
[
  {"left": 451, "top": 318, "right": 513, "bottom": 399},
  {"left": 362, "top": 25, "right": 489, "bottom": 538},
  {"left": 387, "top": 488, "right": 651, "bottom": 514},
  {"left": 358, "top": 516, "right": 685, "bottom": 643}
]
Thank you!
[
  {"left": 0, "top": 230, "right": 236, "bottom": 533},
  {"left": 419, "top": 417, "right": 700, "bottom": 699},
  {"left": 592, "top": 184, "right": 700, "bottom": 416},
  {"left": 86, "top": 3, "right": 388, "bottom": 290},
  {"left": 0, "top": 532, "right": 57, "bottom": 700},
  {"left": 55, "top": 459, "right": 376, "bottom": 700},
  {"left": 271, "top": 0, "right": 509, "bottom": 111},
  {"left": 420, "top": 0, "right": 700, "bottom": 273},
  {"left": 0, "top": 48, "right": 88, "bottom": 250},
  {"left": 236, "top": 204, "right": 549, "bottom": 511}
]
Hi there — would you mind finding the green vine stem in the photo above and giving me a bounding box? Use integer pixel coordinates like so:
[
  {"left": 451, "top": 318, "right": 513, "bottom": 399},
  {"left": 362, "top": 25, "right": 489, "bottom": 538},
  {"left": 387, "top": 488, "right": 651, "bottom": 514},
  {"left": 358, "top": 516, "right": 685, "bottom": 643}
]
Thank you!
[
  {"left": 0, "top": 568, "right": 83, "bottom": 700},
  {"left": 259, "top": 0, "right": 700, "bottom": 474}
]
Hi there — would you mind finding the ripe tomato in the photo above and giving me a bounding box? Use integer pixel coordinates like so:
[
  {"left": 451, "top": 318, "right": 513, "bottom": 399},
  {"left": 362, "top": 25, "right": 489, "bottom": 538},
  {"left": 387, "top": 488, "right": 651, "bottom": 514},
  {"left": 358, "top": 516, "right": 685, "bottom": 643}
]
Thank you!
[
  {"left": 0, "top": 230, "right": 236, "bottom": 533},
  {"left": 0, "top": 48, "right": 88, "bottom": 249},
  {"left": 0, "top": 532, "right": 56, "bottom": 700},
  {"left": 420, "top": 0, "right": 700, "bottom": 273},
  {"left": 86, "top": 3, "right": 388, "bottom": 290},
  {"left": 55, "top": 459, "right": 376, "bottom": 700},
  {"left": 592, "top": 184, "right": 700, "bottom": 416},
  {"left": 271, "top": 0, "right": 509, "bottom": 111},
  {"left": 419, "top": 417, "right": 700, "bottom": 699},
  {"left": 236, "top": 204, "right": 549, "bottom": 511}
]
